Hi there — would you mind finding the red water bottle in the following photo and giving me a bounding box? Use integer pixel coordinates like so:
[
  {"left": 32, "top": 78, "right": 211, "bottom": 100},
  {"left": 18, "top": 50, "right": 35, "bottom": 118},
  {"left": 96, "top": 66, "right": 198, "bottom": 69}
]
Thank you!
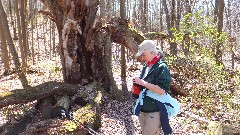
[{"left": 132, "top": 83, "right": 140, "bottom": 98}]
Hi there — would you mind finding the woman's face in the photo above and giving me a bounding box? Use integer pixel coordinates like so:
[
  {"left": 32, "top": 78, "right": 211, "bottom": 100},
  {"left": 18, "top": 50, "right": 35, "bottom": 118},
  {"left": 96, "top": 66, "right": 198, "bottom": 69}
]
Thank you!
[{"left": 140, "top": 50, "right": 155, "bottom": 62}]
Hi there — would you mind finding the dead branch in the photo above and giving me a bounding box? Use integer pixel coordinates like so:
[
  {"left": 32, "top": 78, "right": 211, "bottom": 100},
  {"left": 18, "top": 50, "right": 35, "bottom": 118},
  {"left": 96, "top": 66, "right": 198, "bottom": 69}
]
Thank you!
[{"left": 144, "top": 32, "right": 169, "bottom": 40}]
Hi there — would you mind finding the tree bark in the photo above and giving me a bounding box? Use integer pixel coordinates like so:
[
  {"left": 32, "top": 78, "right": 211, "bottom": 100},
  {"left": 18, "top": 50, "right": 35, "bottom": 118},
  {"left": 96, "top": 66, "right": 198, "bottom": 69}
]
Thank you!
[
  {"left": 30, "top": 0, "right": 35, "bottom": 64},
  {"left": 20, "top": 0, "right": 28, "bottom": 69},
  {"left": 15, "top": 0, "right": 26, "bottom": 69},
  {"left": 0, "top": 81, "right": 81, "bottom": 108},
  {"left": 162, "top": 0, "right": 177, "bottom": 56},
  {"left": 120, "top": 0, "right": 128, "bottom": 93},
  {"left": 143, "top": 0, "right": 148, "bottom": 32},
  {"left": 0, "top": 0, "right": 29, "bottom": 88},
  {"left": 39, "top": 0, "right": 185, "bottom": 98},
  {"left": 39, "top": 1, "right": 138, "bottom": 97},
  {"left": 0, "top": 19, "right": 10, "bottom": 71},
  {"left": 182, "top": 0, "right": 192, "bottom": 57},
  {"left": 100, "top": 0, "right": 105, "bottom": 18},
  {"left": 215, "top": 0, "right": 224, "bottom": 66}
]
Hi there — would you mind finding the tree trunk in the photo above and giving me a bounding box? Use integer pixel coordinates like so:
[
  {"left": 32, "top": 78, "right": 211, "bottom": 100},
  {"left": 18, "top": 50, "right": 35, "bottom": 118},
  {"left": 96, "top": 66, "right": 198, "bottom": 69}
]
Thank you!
[
  {"left": 15, "top": 0, "right": 26, "bottom": 69},
  {"left": 100, "top": 0, "right": 105, "bottom": 18},
  {"left": 120, "top": 0, "right": 128, "bottom": 94},
  {"left": 215, "top": 0, "right": 224, "bottom": 66},
  {"left": 0, "top": 20, "right": 10, "bottom": 71},
  {"left": 52, "top": 21, "right": 56, "bottom": 57},
  {"left": 30, "top": 0, "right": 35, "bottom": 64},
  {"left": 40, "top": 0, "right": 141, "bottom": 98},
  {"left": 214, "top": 0, "right": 219, "bottom": 23},
  {"left": 162, "top": 0, "right": 177, "bottom": 56},
  {"left": 143, "top": 0, "right": 148, "bottom": 32},
  {"left": 20, "top": 0, "right": 28, "bottom": 69},
  {"left": 0, "top": 0, "right": 29, "bottom": 88},
  {"left": 106, "top": 0, "right": 111, "bottom": 20},
  {"left": 176, "top": 0, "right": 181, "bottom": 30},
  {"left": 182, "top": 0, "right": 191, "bottom": 57},
  {"left": 226, "top": 0, "right": 234, "bottom": 69}
]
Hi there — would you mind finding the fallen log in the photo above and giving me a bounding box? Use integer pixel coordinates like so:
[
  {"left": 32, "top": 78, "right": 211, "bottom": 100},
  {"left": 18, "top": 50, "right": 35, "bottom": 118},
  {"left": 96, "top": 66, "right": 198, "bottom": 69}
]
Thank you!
[
  {"left": 19, "top": 81, "right": 103, "bottom": 135},
  {"left": 0, "top": 81, "right": 83, "bottom": 109}
]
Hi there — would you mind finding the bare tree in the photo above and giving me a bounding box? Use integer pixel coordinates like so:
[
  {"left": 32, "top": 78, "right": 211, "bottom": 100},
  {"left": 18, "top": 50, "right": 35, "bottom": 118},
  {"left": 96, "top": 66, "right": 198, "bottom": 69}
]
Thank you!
[
  {"left": 120, "top": 0, "right": 128, "bottom": 94},
  {"left": 0, "top": 0, "right": 29, "bottom": 88},
  {"left": 20, "top": 0, "right": 28, "bottom": 69},
  {"left": 106, "top": 0, "right": 111, "bottom": 20},
  {"left": 162, "top": 0, "right": 178, "bottom": 55},
  {"left": 215, "top": 0, "right": 225, "bottom": 65},
  {"left": 15, "top": 0, "right": 26, "bottom": 69},
  {"left": 225, "top": 0, "right": 235, "bottom": 69},
  {"left": 143, "top": 0, "right": 148, "bottom": 32},
  {"left": 0, "top": 20, "right": 10, "bottom": 72},
  {"left": 100, "top": 0, "right": 105, "bottom": 18},
  {"left": 30, "top": 0, "right": 35, "bottom": 64},
  {"left": 182, "top": 0, "right": 192, "bottom": 57}
]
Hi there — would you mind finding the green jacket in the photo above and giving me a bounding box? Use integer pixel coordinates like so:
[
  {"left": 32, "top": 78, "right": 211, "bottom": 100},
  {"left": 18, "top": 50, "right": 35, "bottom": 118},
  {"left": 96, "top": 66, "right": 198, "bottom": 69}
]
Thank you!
[{"left": 140, "top": 59, "right": 172, "bottom": 112}]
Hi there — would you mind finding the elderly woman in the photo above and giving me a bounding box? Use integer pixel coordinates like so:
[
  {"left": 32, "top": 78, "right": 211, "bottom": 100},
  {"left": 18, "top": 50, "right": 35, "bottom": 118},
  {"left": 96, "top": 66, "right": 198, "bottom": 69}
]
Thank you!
[{"left": 132, "top": 40, "right": 179, "bottom": 135}]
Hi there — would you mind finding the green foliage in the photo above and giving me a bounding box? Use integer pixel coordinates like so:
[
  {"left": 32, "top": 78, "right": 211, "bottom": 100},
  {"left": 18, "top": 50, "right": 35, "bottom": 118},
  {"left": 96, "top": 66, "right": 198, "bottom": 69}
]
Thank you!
[
  {"left": 0, "top": 91, "right": 12, "bottom": 98},
  {"left": 236, "top": 67, "right": 240, "bottom": 82},
  {"left": 64, "top": 104, "right": 96, "bottom": 133},
  {"left": 64, "top": 121, "right": 77, "bottom": 132},
  {"left": 74, "top": 104, "right": 96, "bottom": 126},
  {"left": 171, "top": 12, "right": 227, "bottom": 59},
  {"left": 166, "top": 54, "right": 239, "bottom": 126},
  {"left": 52, "top": 66, "right": 62, "bottom": 72}
]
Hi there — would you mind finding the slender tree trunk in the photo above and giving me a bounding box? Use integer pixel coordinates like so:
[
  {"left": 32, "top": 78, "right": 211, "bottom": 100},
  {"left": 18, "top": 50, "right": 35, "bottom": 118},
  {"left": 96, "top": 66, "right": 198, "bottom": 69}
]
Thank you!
[
  {"left": 20, "top": 0, "right": 28, "bottom": 69},
  {"left": 176, "top": 0, "right": 181, "bottom": 30},
  {"left": 120, "top": 0, "right": 128, "bottom": 94},
  {"left": 214, "top": 0, "right": 219, "bottom": 23},
  {"left": 43, "top": 18, "right": 47, "bottom": 56},
  {"left": 49, "top": 21, "right": 52, "bottom": 60},
  {"left": 52, "top": 21, "right": 56, "bottom": 57},
  {"left": 106, "top": 0, "right": 111, "bottom": 20},
  {"left": 0, "top": 20, "right": 10, "bottom": 71},
  {"left": 132, "top": 2, "right": 137, "bottom": 29},
  {"left": 162, "top": 0, "right": 177, "bottom": 56},
  {"left": 139, "top": 0, "right": 144, "bottom": 31},
  {"left": 159, "top": 0, "right": 164, "bottom": 50},
  {"left": 0, "top": 0, "right": 29, "bottom": 88},
  {"left": 226, "top": 0, "right": 234, "bottom": 69},
  {"left": 143, "top": 0, "right": 148, "bottom": 32},
  {"left": 15, "top": 0, "right": 26, "bottom": 68},
  {"left": 170, "top": 0, "right": 175, "bottom": 28},
  {"left": 100, "top": 0, "right": 105, "bottom": 18},
  {"left": 36, "top": 12, "right": 40, "bottom": 61},
  {"left": 30, "top": 0, "right": 35, "bottom": 64},
  {"left": 9, "top": 0, "right": 17, "bottom": 41},
  {"left": 215, "top": 0, "right": 224, "bottom": 66},
  {"left": 212, "top": 0, "right": 219, "bottom": 58},
  {"left": 182, "top": 0, "right": 191, "bottom": 57}
]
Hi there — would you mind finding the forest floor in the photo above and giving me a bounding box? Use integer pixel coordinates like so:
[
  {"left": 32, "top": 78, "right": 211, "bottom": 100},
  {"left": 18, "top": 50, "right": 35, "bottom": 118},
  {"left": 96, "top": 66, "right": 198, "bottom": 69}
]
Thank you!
[{"left": 0, "top": 49, "right": 240, "bottom": 135}]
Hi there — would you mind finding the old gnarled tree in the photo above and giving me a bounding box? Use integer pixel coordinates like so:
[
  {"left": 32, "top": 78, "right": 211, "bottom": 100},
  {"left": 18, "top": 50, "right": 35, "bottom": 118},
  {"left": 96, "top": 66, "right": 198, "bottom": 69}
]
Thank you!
[
  {"left": 0, "top": 0, "right": 186, "bottom": 109},
  {"left": 40, "top": 0, "right": 138, "bottom": 97}
]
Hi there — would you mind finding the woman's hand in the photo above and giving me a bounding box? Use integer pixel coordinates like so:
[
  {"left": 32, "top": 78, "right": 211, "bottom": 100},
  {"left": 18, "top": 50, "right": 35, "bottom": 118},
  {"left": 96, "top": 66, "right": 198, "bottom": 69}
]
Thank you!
[
  {"left": 132, "top": 77, "right": 146, "bottom": 86},
  {"left": 132, "top": 77, "right": 165, "bottom": 95}
]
